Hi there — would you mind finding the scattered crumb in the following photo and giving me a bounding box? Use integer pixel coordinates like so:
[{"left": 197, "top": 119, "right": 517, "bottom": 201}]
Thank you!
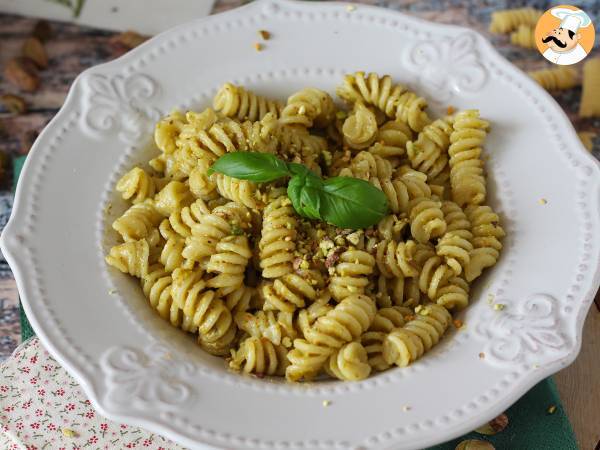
[
  {"left": 258, "top": 30, "right": 271, "bottom": 40},
  {"left": 345, "top": 4, "right": 356, "bottom": 12},
  {"left": 104, "top": 202, "right": 113, "bottom": 214},
  {"left": 253, "top": 42, "right": 263, "bottom": 51},
  {"left": 453, "top": 319, "right": 463, "bottom": 329},
  {"left": 479, "top": 352, "right": 485, "bottom": 359},
  {"left": 547, "top": 405, "right": 557, "bottom": 414},
  {"left": 61, "top": 428, "right": 77, "bottom": 438},
  {"left": 402, "top": 405, "right": 411, "bottom": 412},
  {"left": 493, "top": 303, "right": 506, "bottom": 311},
  {"left": 322, "top": 400, "right": 331, "bottom": 407},
  {"left": 533, "top": 363, "right": 540, "bottom": 369},
  {"left": 415, "top": 305, "right": 423, "bottom": 314},
  {"left": 446, "top": 106, "right": 456, "bottom": 115},
  {"left": 108, "top": 289, "right": 117, "bottom": 295},
  {"left": 539, "top": 198, "right": 548, "bottom": 205},
  {"left": 487, "top": 293, "right": 495, "bottom": 304}
]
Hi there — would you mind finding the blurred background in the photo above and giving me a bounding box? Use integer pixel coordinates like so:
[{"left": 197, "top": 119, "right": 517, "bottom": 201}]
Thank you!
[{"left": 0, "top": 1, "right": 598, "bottom": 448}]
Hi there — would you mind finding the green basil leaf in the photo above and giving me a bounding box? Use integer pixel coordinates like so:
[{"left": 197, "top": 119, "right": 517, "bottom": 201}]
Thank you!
[
  {"left": 320, "top": 177, "right": 389, "bottom": 229},
  {"left": 287, "top": 170, "right": 323, "bottom": 220},
  {"left": 208, "top": 152, "right": 291, "bottom": 182}
]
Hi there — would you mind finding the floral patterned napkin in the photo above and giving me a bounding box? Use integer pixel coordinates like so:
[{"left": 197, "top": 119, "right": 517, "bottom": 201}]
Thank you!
[{"left": 0, "top": 338, "right": 186, "bottom": 450}]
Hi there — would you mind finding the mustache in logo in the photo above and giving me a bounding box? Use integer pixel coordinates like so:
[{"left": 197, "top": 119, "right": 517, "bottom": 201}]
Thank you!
[{"left": 542, "top": 35, "right": 567, "bottom": 48}]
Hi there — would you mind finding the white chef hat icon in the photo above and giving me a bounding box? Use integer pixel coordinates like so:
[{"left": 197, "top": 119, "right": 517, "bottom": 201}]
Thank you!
[{"left": 550, "top": 7, "right": 592, "bottom": 33}]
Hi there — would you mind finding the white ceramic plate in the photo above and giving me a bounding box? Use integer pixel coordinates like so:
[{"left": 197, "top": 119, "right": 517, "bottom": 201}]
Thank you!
[{"left": 2, "top": 1, "right": 599, "bottom": 449}]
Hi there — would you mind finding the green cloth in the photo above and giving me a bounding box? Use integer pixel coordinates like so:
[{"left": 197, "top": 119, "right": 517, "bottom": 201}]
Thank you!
[
  {"left": 11, "top": 155, "right": 578, "bottom": 449},
  {"left": 13, "top": 156, "right": 35, "bottom": 342}
]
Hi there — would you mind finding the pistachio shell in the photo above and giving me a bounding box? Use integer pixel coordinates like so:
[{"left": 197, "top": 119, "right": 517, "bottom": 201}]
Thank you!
[{"left": 475, "top": 413, "right": 509, "bottom": 435}]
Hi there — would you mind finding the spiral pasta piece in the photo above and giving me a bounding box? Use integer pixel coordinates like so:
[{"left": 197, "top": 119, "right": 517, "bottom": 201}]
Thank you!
[
  {"left": 436, "top": 203, "right": 473, "bottom": 276},
  {"left": 261, "top": 273, "right": 317, "bottom": 313},
  {"left": 285, "top": 338, "right": 333, "bottom": 381},
  {"left": 435, "top": 276, "right": 470, "bottom": 310},
  {"left": 464, "top": 205, "right": 505, "bottom": 282},
  {"left": 406, "top": 118, "right": 451, "bottom": 181},
  {"left": 489, "top": 7, "right": 542, "bottom": 33},
  {"left": 236, "top": 309, "right": 297, "bottom": 346},
  {"left": 418, "top": 255, "right": 453, "bottom": 300},
  {"left": 368, "top": 119, "right": 412, "bottom": 160},
  {"left": 116, "top": 167, "right": 160, "bottom": 204},
  {"left": 337, "top": 71, "right": 430, "bottom": 132},
  {"left": 510, "top": 25, "right": 536, "bottom": 48},
  {"left": 304, "top": 294, "right": 377, "bottom": 349},
  {"left": 529, "top": 66, "right": 578, "bottom": 92},
  {"left": 329, "top": 250, "right": 375, "bottom": 302},
  {"left": 376, "top": 214, "right": 409, "bottom": 241},
  {"left": 171, "top": 268, "right": 236, "bottom": 354},
  {"left": 141, "top": 264, "right": 182, "bottom": 326},
  {"left": 449, "top": 110, "right": 489, "bottom": 207},
  {"left": 383, "top": 304, "right": 451, "bottom": 367},
  {"left": 378, "top": 170, "right": 431, "bottom": 215},
  {"left": 183, "top": 202, "right": 250, "bottom": 263},
  {"left": 225, "top": 284, "right": 254, "bottom": 317},
  {"left": 169, "top": 199, "right": 211, "bottom": 238},
  {"left": 342, "top": 101, "right": 378, "bottom": 150},
  {"left": 154, "top": 181, "right": 194, "bottom": 216},
  {"left": 112, "top": 200, "right": 162, "bottom": 241},
  {"left": 154, "top": 110, "right": 186, "bottom": 154},
  {"left": 213, "top": 82, "right": 284, "bottom": 122},
  {"left": 230, "top": 337, "right": 289, "bottom": 376},
  {"left": 281, "top": 87, "right": 335, "bottom": 128},
  {"left": 275, "top": 124, "right": 327, "bottom": 174},
  {"left": 188, "top": 161, "right": 218, "bottom": 201},
  {"left": 580, "top": 58, "right": 600, "bottom": 118},
  {"left": 325, "top": 342, "right": 372, "bottom": 381},
  {"left": 408, "top": 197, "right": 447, "bottom": 243},
  {"left": 159, "top": 235, "right": 187, "bottom": 272},
  {"left": 369, "top": 306, "right": 411, "bottom": 332},
  {"left": 105, "top": 239, "right": 149, "bottom": 278},
  {"left": 361, "top": 331, "right": 390, "bottom": 371},
  {"left": 296, "top": 291, "right": 334, "bottom": 336},
  {"left": 339, "top": 151, "right": 393, "bottom": 181},
  {"left": 184, "top": 113, "right": 279, "bottom": 162},
  {"left": 375, "top": 275, "right": 421, "bottom": 308},
  {"left": 206, "top": 235, "right": 252, "bottom": 295},
  {"left": 375, "top": 239, "right": 419, "bottom": 278},
  {"left": 210, "top": 172, "right": 263, "bottom": 210},
  {"left": 259, "top": 196, "right": 297, "bottom": 278}
]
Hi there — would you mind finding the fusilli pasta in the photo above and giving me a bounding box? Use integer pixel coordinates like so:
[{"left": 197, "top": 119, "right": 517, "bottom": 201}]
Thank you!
[
  {"left": 489, "top": 7, "right": 542, "bottom": 34},
  {"left": 337, "top": 71, "right": 430, "bottom": 132},
  {"left": 529, "top": 66, "right": 578, "bottom": 91},
  {"left": 213, "top": 82, "right": 284, "bottom": 122},
  {"left": 580, "top": 58, "right": 600, "bottom": 118},
  {"left": 383, "top": 304, "right": 452, "bottom": 367},
  {"left": 449, "top": 110, "right": 488, "bottom": 207},
  {"left": 107, "top": 75, "right": 506, "bottom": 383}
]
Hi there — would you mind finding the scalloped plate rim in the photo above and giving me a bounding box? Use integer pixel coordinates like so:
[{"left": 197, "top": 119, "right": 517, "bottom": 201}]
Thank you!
[{"left": 1, "top": 1, "right": 600, "bottom": 449}]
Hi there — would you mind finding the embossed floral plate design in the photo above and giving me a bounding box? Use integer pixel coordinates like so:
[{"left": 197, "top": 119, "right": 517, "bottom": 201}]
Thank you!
[{"left": 2, "top": 1, "right": 599, "bottom": 449}]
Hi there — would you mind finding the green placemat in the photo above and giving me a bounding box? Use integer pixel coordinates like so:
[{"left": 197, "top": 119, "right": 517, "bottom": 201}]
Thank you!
[
  {"left": 13, "top": 155, "right": 35, "bottom": 342},
  {"left": 11, "top": 155, "right": 578, "bottom": 449}
]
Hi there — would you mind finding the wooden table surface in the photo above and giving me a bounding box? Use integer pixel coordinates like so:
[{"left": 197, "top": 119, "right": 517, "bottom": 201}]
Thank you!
[{"left": 0, "top": 1, "right": 599, "bottom": 448}]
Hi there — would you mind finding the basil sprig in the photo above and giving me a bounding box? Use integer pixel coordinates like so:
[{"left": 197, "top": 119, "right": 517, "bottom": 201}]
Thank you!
[{"left": 208, "top": 152, "right": 388, "bottom": 229}]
